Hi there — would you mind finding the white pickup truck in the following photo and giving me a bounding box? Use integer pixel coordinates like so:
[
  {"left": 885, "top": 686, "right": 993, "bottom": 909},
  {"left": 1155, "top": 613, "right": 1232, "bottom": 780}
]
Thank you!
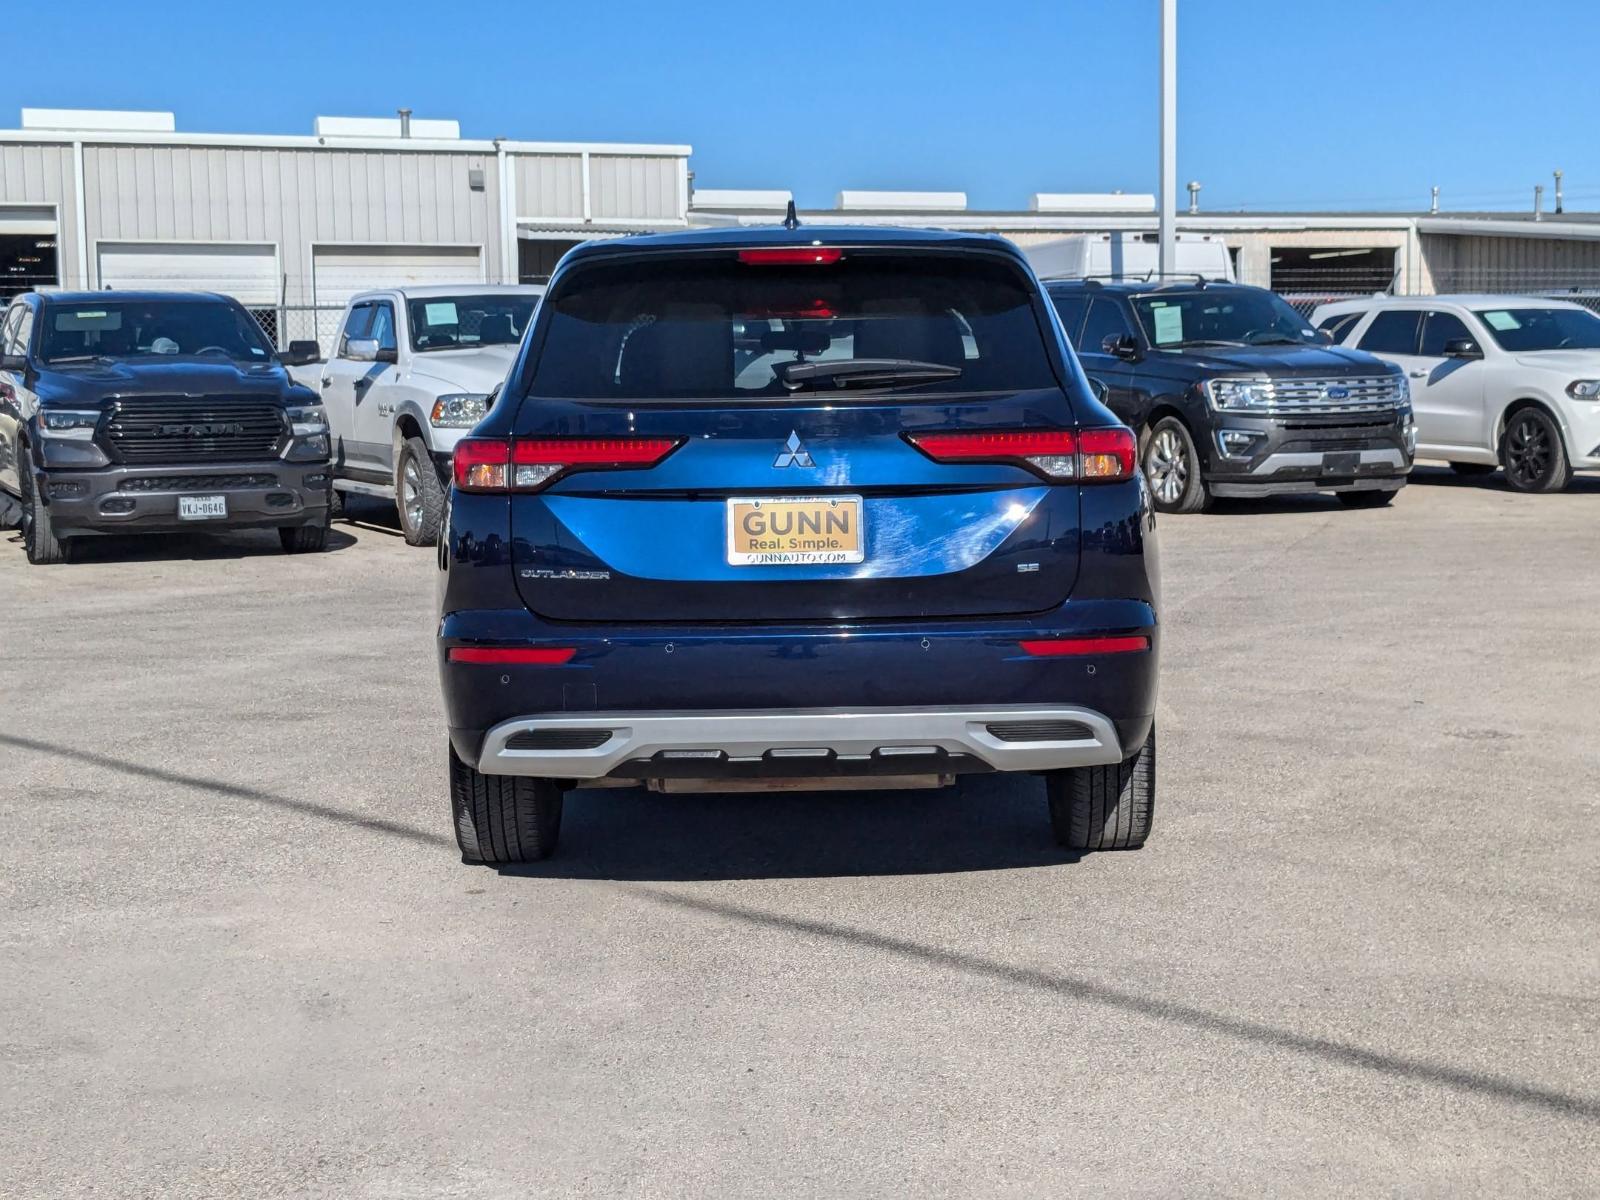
[{"left": 291, "top": 284, "right": 544, "bottom": 544}]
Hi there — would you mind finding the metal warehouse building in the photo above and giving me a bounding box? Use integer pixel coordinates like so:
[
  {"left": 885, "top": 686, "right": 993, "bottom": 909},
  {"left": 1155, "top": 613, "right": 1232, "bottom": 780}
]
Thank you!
[
  {"left": 4, "top": 105, "right": 1599, "bottom": 344},
  {"left": 692, "top": 189, "right": 1600, "bottom": 309},
  {"left": 0, "top": 108, "right": 690, "bottom": 346}
]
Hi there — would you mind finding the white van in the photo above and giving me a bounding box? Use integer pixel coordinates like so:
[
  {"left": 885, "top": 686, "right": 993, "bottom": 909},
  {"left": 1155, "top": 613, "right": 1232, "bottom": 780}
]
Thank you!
[{"left": 1024, "top": 232, "right": 1235, "bottom": 283}]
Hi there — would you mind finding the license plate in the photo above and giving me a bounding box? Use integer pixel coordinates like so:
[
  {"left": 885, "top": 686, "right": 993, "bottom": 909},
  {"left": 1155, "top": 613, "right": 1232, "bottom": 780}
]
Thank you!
[
  {"left": 178, "top": 495, "right": 228, "bottom": 520},
  {"left": 726, "top": 495, "right": 863, "bottom": 565}
]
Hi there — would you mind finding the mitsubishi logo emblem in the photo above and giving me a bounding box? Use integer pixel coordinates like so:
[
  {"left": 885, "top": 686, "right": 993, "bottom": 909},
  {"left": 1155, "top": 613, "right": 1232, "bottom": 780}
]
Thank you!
[{"left": 773, "top": 430, "right": 814, "bottom": 469}]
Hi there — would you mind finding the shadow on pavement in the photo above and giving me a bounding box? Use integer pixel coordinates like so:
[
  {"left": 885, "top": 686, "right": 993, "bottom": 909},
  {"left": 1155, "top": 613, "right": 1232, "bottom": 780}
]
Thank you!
[
  {"left": 6, "top": 525, "right": 358, "bottom": 563},
  {"left": 500, "top": 773, "right": 1082, "bottom": 882},
  {"left": 9, "top": 728, "right": 1598, "bottom": 1124},
  {"left": 1407, "top": 463, "right": 1600, "bottom": 493},
  {"left": 0, "top": 730, "right": 446, "bottom": 848},
  {"left": 638, "top": 888, "right": 1600, "bottom": 1123}
]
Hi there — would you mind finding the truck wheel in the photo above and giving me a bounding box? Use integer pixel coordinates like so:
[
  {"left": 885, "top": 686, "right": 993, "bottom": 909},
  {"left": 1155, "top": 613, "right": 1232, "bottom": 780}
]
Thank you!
[
  {"left": 19, "top": 462, "right": 71, "bottom": 565},
  {"left": 1142, "top": 418, "right": 1211, "bottom": 514},
  {"left": 1500, "top": 407, "right": 1573, "bottom": 493},
  {"left": 1337, "top": 489, "right": 1395, "bottom": 508},
  {"left": 396, "top": 437, "right": 445, "bottom": 546},
  {"left": 449, "top": 743, "right": 563, "bottom": 863},
  {"left": 1449, "top": 462, "right": 1497, "bottom": 478},
  {"left": 327, "top": 486, "right": 347, "bottom": 520},
  {"left": 279, "top": 517, "right": 329, "bottom": 553},
  {"left": 1046, "top": 727, "right": 1155, "bottom": 851}
]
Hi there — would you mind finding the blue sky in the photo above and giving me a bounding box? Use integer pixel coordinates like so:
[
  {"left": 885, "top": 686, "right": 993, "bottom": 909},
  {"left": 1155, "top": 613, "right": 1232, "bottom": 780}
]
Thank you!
[{"left": 6, "top": 0, "right": 1596, "bottom": 213}]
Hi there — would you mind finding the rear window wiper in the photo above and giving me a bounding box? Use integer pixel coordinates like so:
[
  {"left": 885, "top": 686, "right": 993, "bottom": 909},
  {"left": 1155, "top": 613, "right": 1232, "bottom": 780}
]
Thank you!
[{"left": 779, "top": 358, "right": 962, "bottom": 391}]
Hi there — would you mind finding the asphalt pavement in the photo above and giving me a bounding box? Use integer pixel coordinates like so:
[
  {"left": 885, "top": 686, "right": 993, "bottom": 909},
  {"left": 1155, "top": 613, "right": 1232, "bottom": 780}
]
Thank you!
[{"left": 3, "top": 468, "right": 1598, "bottom": 1197}]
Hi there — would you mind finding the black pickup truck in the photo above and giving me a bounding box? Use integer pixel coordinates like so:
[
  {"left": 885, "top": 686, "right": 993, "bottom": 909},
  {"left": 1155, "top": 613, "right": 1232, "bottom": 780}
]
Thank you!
[
  {"left": 1045, "top": 280, "right": 1416, "bottom": 512},
  {"left": 0, "top": 291, "right": 331, "bottom": 564}
]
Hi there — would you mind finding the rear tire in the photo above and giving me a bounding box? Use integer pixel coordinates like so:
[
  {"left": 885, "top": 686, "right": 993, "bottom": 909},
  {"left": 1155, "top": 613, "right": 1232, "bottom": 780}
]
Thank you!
[
  {"left": 1448, "top": 461, "right": 1497, "bottom": 477},
  {"left": 1337, "top": 489, "right": 1396, "bottom": 509},
  {"left": 1047, "top": 727, "right": 1155, "bottom": 851},
  {"left": 396, "top": 436, "right": 445, "bottom": 546},
  {"left": 1142, "top": 418, "right": 1211, "bottom": 514},
  {"left": 19, "top": 461, "right": 71, "bottom": 565},
  {"left": 327, "top": 486, "right": 347, "bottom": 520},
  {"left": 1499, "top": 406, "right": 1573, "bottom": 493},
  {"left": 449, "top": 743, "right": 564, "bottom": 863},
  {"left": 279, "top": 517, "right": 329, "bottom": 553}
]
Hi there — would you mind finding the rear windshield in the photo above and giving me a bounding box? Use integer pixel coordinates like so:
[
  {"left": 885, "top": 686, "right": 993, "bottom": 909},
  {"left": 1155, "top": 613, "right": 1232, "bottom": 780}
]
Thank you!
[{"left": 527, "top": 252, "right": 1058, "bottom": 399}]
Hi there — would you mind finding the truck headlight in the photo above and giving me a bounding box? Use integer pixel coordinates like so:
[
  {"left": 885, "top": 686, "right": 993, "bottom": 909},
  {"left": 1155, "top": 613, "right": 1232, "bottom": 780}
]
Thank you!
[
  {"left": 1202, "top": 377, "right": 1275, "bottom": 411},
  {"left": 1567, "top": 379, "right": 1600, "bottom": 399},
  {"left": 38, "top": 409, "right": 102, "bottom": 441},
  {"left": 430, "top": 393, "right": 490, "bottom": 428},
  {"left": 285, "top": 404, "right": 329, "bottom": 436}
]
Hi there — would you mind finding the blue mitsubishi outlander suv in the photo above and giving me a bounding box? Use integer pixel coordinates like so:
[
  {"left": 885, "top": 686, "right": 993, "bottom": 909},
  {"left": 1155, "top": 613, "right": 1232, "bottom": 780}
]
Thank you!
[{"left": 436, "top": 224, "right": 1160, "bottom": 862}]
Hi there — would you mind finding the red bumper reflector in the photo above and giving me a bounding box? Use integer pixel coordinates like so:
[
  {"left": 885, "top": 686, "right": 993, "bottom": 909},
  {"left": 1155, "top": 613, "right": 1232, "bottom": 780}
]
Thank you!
[
  {"left": 1020, "top": 636, "right": 1150, "bottom": 656},
  {"left": 738, "top": 247, "right": 843, "bottom": 265},
  {"left": 448, "top": 647, "right": 577, "bottom": 665}
]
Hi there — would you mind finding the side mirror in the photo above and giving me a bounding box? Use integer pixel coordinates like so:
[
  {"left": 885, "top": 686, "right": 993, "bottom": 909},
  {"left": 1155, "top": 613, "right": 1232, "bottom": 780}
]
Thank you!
[
  {"left": 1443, "top": 337, "right": 1482, "bottom": 359},
  {"left": 0, "top": 352, "right": 26, "bottom": 373},
  {"left": 1315, "top": 329, "right": 1335, "bottom": 345},
  {"left": 279, "top": 340, "right": 322, "bottom": 367},
  {"left": 1102, "top": 333, "right": 1140, "bottom": 361},
  {"left": 345, "top": 338, "right": 397, "bottom": 364}
]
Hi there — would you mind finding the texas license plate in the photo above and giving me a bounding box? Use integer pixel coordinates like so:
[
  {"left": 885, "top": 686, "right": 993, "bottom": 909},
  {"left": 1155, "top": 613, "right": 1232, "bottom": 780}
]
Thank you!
[
  {"left": 178, "top": 495, "right": 228, "bottom": 520},
  {"left": 726, "top": 495, "right": 864, "bottom": 565}
]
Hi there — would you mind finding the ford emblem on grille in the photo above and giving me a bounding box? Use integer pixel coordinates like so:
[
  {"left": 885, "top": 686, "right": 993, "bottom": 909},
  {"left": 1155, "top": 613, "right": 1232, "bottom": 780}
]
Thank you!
[
  {"left": 1323, "top": 386, "right": 1350, "bottom": 401},
  {"left": 155, "top": 422, "right": 246, "bottom": 437}
]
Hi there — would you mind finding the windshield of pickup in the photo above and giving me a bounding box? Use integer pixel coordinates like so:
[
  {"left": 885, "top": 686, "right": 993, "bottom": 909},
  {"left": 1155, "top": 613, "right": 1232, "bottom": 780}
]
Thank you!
[
  {"left": 1473, "top": 307, "right": 1600, "bottom": 352},
  {"left": 1132, "top": 289, "right": 1319, "bottom": 349},
  {"left": 40, "top": 299, "right": 274, "bottom": 363},
  {"left": 527, "top": 252, "right": 1056, "bottom": 400},
  {"left": 406, "top": 294, "right": 539, "bottom": 352}
]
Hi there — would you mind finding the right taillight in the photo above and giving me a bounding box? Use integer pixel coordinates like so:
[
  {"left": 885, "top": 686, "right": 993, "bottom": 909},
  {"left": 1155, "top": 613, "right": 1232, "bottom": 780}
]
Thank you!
[
  {"left": 453, "top": 435, "right": 683, "bottom": 493},
  {"left": 904, "top": 427, "right": 1136, "bottom": 483}
]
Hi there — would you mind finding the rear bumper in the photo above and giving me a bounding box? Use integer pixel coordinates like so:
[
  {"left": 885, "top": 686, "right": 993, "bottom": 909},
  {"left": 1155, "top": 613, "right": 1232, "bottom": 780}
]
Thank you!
[
  {"left": 37, "top": 461, "right": 332, "bottom": 537},
  {"left": 479, "top": 704, "right": 1124, "bottom": 779},
  {"left": 439, "top": 598, "right": 1159, "bottom": 773}
]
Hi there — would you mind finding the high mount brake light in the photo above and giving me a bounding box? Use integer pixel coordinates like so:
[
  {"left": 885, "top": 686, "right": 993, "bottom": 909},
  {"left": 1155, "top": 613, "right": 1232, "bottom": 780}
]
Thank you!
[
  {"left": 448, "top": 646, "right": 577, "bottom": 665},
  {"left": 904, "top": 427, "right": 1137, "bottom": 483},
  {"left": 453, "top": 436, "right": 682, "bottom": 493},
  {"left": 1020, "top": 635, "right": 1150, "bottom": 656},
  {"left": 738, "top": 247, "right": 844, "bottom": 266}
]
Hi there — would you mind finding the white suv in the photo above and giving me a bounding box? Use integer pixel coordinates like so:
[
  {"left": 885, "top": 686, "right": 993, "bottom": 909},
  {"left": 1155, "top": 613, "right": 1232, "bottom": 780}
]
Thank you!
[{"left": 1310, "top": 294, "right": 1600, "bottom": 492}]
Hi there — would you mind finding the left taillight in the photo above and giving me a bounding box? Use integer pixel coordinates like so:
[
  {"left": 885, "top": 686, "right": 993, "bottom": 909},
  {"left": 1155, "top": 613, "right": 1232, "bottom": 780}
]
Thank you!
[
  {"left": 453, "top": 436, "right": 683, "bottom": 493},
  {"left": 904, "top": 427, "right": 1137, "bottom": 483}
]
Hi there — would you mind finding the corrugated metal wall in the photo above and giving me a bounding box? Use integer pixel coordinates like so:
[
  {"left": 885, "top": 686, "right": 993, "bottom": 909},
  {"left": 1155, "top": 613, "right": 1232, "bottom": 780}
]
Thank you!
[
  {"left": 79, "top": 144, "right": 503, "bottom": 303},
  {"left": 587, "top": 155, "right": 679, "bottom": 221},
  {"left": 0, "top": 142, "right": 81, "bottom": 285},
  {"left": 515, "top": 154, "right": 584, "bottom": 220},
  {"left": 1421, "top": 233, "right": 1600, "bottom": 290}
]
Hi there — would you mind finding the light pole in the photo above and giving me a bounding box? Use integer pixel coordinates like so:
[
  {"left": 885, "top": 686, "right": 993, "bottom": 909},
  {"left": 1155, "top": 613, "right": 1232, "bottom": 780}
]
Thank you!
[{"left": 1158, "top": 0, "right": 1177, "bottom": 277}]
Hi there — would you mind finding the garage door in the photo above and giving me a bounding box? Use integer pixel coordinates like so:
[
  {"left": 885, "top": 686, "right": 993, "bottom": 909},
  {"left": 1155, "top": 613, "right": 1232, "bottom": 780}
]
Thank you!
[
  {"left": 312, "top": 245, "right": 483, "bottom": 310},
  {"left": 97, "top": 242, "right": 279, "bottom": 306}
]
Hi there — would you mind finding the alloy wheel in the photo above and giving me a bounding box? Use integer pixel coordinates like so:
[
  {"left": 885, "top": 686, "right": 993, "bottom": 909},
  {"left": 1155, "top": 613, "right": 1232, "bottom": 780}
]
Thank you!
[
  {"left": 401, "top": 454, "right": 424, "bottom": 532},
  {"left": 1144, "top": 427, "right": 1189, "bottom": 506},
  {"left": 1504, "top": 415, "right": 1553, "bottom": 489}
]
